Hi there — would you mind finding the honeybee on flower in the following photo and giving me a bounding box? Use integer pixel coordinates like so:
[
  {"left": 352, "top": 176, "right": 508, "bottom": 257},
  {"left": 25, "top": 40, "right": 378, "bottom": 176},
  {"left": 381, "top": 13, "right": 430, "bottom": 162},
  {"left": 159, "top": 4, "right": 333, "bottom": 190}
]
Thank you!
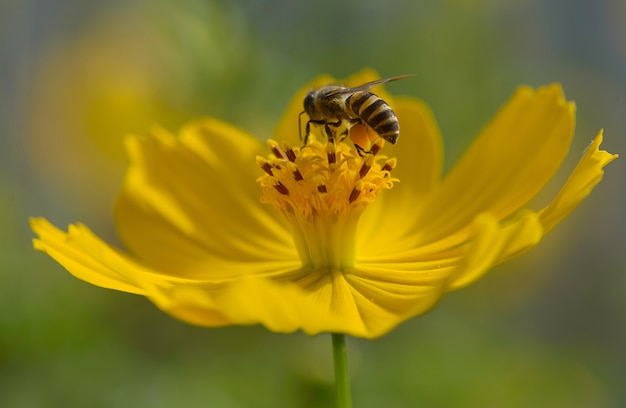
[{"left": 300, "top": 75, "right": 412, "bottom": 154}]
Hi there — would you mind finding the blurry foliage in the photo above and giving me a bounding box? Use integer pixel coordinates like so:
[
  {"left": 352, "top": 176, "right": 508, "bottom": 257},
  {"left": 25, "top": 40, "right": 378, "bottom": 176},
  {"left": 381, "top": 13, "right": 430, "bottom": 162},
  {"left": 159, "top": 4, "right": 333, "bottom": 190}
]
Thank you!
[{"left": 1, "top": 0, "right": 625, "bottom": 406}]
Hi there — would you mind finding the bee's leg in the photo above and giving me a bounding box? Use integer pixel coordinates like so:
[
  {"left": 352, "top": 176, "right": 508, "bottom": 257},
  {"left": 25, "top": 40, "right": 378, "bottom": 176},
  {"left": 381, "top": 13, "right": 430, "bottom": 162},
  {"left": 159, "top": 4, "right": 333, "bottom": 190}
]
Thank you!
[
  {"left": 323, "top": 121, "right": 338, "bottom": 145},
  {"left": 304, "top": 119, "right": 327, "bottom": 147},
  {"left": 323, "top": 124, "right": 333, "bottom": 138},
  {"left": 354, "top": 139, "right": 380, "bottom": 157},
  {"left": 325, "top": 120, "right": 342, "bottom": 135},
  {"left": 324, "top": 120, "right": 343, "bottom": 145},
  {"left": 354, "top": 144, "right": 367, "bottom": 157},
  {"left": 338, "top": 128, "right": 349, "bottom": 143}
]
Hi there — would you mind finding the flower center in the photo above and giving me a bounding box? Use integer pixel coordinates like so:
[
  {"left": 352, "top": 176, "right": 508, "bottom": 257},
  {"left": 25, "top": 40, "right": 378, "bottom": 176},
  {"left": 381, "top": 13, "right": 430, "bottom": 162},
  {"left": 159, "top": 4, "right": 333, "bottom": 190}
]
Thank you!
[{"left": 257, "top": 135, "right": 397, "bottom": 272}]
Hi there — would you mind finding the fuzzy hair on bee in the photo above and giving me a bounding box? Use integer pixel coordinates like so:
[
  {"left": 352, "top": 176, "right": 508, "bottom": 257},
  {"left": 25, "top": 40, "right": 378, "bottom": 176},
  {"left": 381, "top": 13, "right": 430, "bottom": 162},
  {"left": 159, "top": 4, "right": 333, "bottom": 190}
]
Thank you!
[{"left": 299, "top": 74, "right": 413, "bottom": 154}]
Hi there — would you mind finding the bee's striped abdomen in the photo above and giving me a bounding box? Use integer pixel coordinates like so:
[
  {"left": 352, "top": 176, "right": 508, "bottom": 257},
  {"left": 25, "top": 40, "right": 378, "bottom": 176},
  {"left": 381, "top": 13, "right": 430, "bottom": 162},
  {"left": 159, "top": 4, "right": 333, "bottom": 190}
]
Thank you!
[{"left": 346, "top": 91, "right": 400, "bottom": 144}]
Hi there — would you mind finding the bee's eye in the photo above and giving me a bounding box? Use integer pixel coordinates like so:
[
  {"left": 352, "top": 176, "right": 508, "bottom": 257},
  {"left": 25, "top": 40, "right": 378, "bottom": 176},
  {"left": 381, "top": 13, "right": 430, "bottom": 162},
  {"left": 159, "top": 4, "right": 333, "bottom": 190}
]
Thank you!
[{"left": 303, "top": 93, "right": 315, "bottom": 114}]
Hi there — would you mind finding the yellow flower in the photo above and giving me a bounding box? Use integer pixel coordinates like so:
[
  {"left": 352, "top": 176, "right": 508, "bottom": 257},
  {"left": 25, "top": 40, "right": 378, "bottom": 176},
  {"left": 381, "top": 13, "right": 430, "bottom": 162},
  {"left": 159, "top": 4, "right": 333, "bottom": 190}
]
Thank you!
[{"left": 31, "top": 70, "right": 617, "bottom": 339}]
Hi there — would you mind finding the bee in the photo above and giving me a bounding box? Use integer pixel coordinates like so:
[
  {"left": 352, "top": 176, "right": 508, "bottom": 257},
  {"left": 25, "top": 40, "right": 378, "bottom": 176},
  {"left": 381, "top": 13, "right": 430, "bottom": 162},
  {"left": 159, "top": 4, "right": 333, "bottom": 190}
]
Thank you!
[{"left": 299, "top": 74, "right": 412, "bottom": 153}]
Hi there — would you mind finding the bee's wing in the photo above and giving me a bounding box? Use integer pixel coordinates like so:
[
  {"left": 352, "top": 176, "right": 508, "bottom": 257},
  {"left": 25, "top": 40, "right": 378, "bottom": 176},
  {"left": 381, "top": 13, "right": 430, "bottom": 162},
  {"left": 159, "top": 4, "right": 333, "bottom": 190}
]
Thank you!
[{"left": 326, "top": 74, "right": 414, "bottom": 96}]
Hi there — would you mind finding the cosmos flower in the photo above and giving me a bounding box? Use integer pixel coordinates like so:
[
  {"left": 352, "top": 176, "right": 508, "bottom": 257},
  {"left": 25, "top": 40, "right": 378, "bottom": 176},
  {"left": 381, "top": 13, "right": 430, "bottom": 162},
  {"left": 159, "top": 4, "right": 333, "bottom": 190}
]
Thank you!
[{"left": 31, "top": 70, "right": 617, "bottom": 339}]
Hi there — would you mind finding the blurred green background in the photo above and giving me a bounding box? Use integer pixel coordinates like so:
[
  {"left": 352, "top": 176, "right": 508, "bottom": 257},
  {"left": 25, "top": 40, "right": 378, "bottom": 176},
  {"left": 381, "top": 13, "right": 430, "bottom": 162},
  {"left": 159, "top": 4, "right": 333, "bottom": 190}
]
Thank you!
[{"left": 1, "top": 0, "right": 625, "bottom": 406}]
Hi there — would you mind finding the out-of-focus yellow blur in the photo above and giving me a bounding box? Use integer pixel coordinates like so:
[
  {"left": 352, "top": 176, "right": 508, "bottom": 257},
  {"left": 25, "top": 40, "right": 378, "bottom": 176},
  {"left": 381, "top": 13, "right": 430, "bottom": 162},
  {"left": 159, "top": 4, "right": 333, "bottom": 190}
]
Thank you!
[{"left": 2, "top": 0, "right": 624, "bottom": 406}]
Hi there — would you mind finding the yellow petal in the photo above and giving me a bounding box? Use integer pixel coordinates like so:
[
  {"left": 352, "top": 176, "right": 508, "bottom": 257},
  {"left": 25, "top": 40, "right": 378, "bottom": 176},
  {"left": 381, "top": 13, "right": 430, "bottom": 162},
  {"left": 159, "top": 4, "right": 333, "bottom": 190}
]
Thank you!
[
  {"left": 150, "top": 275, "right": 358, "bottom": 335},
  {"left": 114, "top": 119, "right": 300, "bottom": 278},
  {"left": 481, "top": 131, "right": 618, "bottom": 266},
  {"left": 358, "top": 96, "right": 444, "bottom": 257},
  {"left": 539, "top": 130, "right": 618, "bottom": 234},
  {"left": 447, "top": 211, "right": 543, "bottom": 290},
  {"left": 31, "top": 217, "right": 309, "bottom": 329},
  {"left": 391, "top": 97, "right": 443, "bottom": 197},
  {"left": 346, "top": 263, "right": 452, "bottom": 337},
  {"left": 152, "top": 252, "right": 451, "bottom": 338},
  {"left": 414, "top": 84, "right": 575, "bottom": 246},
  {"left": 446, "top": 132, "right": 616, "bottom": 288},
  {"left": 31, "top": 217, "right": 147, "bottom": 295}
]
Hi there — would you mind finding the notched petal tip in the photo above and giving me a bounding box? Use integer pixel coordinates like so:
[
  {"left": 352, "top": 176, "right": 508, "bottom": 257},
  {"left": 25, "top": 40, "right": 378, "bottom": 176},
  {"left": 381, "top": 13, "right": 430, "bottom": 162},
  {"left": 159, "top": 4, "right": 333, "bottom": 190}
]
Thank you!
[
  {"left": 30, "top": 217, "right": 56, "bottom": 251},
  {"left": 30, "top": 217, "right": 148, "bottom": 295},
  {"left": 583, "top": 129, "right": 618, "bottom": 163},
  {"left": 414, "top": 82, "right": 578, "bottom": 246},
  {"left": 514, "top": 83, "right": 575, "bottom": 117},
  {"left": 517, "top": 82, "right": 569, "bottom": 103},
  {"left": 539, "top": 129, "right": 618, "bottom": 234}
]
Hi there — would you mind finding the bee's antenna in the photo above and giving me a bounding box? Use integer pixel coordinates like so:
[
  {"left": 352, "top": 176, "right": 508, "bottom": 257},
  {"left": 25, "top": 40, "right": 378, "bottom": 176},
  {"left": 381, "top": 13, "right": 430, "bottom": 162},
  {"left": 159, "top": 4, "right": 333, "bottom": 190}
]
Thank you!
[{"left": 298, "top": 111, "right": 306, "bottom": 141}]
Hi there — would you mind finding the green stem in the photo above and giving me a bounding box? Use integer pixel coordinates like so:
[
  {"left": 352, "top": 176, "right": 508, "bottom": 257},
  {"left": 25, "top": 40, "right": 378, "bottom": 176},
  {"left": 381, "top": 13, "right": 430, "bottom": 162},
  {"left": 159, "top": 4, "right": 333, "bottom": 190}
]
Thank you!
[{"left": 331, "top": 333, "right": 352, "bottom": 408}]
